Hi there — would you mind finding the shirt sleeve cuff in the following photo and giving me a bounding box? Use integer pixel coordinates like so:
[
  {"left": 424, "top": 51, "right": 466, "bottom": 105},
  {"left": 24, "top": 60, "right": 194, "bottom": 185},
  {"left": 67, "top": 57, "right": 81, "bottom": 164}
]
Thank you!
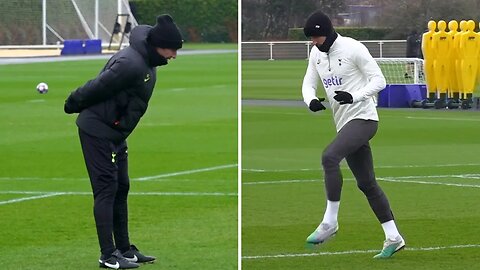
[{"left": 351, "top": 91, "right": 364, "bottom": 103}]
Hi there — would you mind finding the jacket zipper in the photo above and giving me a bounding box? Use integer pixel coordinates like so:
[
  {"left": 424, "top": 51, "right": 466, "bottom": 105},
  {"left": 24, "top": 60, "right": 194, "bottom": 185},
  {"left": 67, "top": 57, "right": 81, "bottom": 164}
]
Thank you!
[{"left": 327, "top": 52, "right": 331, "bottom": 71}]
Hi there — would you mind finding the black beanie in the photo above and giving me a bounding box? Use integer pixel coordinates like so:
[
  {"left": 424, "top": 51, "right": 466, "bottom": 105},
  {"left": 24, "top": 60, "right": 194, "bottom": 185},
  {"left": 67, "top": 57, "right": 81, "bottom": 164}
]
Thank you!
[
  {"left": 304, "top": 10, "right": 334, "bottom": 37},
  {"left": 147, "top": 14, "right": 183, "bottom": 49}
]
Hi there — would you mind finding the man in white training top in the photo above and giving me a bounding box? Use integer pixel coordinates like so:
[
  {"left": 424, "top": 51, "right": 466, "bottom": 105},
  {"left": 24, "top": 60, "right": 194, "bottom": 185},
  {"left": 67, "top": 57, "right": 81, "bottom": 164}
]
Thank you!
[{"left": 301, "top": 10, "right": 405, "bottom": 259}]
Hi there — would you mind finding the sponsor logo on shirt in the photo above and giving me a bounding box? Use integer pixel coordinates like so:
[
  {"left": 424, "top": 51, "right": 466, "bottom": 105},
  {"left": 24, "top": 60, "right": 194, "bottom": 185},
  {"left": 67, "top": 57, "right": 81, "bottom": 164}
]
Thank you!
[{"left": 322, "top": 76, "right": 343, "bottom": 89}]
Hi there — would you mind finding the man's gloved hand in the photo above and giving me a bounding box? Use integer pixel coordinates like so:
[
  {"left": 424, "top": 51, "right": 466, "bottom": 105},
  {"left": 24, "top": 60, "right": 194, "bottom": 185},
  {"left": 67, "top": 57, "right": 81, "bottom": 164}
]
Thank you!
[
  {"left": 308, "top": 98, "right": 326, "bottom": 112},
  {"left": 64, "top": 96, "right": 81, "bottom": 114},
  {"left": 333, "top": 91, "right": 353, "bottom": 105}
]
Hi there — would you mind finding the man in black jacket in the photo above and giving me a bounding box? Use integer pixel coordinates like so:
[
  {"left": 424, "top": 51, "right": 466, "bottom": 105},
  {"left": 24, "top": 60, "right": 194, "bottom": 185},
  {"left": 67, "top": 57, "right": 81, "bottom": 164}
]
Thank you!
[{"left": 64, "top": 15, "right": 183, "bottom": 269}]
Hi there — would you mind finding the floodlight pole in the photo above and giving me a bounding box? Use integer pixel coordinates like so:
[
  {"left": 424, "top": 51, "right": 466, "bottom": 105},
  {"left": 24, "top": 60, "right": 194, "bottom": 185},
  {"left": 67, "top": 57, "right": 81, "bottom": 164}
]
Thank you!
[
  {"left": 95, "top": 0, "right": 99, "bottom": 39},
  {"left": 42, "top": 0, "right": 46, "bottom": 45}
]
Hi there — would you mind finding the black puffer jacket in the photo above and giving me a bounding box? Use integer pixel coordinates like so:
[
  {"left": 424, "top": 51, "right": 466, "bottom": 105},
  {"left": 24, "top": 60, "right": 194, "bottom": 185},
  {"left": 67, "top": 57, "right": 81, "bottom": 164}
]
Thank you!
[{"left": 65, "top": 25, "right": 168, "bottom": 143}]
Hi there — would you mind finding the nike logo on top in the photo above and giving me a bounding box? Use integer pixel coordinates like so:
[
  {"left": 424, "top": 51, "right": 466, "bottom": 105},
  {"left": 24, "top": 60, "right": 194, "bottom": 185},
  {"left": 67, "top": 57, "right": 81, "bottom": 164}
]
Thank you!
[{"left": 144, "top": 73, "right": 150, "bottom": 82}]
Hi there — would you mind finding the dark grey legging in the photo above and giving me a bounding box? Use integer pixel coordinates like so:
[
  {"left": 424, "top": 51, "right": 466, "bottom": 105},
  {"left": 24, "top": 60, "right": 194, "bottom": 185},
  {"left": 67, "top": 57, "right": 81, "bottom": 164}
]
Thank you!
[{"left": 321, "top": 119, "right": 394, "bottom": 223}]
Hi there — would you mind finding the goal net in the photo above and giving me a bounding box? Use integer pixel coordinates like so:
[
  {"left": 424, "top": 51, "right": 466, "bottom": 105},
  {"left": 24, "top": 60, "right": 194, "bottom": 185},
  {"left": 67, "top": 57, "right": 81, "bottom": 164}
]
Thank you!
[
  {"left": 375, "top": 58, "right": 425, "bottom": 84},
  {"left": 0, "top": 0, "right": 137, "bottom": 47}
]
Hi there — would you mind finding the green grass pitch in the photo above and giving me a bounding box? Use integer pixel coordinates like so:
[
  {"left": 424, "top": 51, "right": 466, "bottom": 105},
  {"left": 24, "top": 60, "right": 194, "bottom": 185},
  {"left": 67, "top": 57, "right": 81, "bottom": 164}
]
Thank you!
[
  {"left": 0, "top": 49, "right": 237, "bottom": 269},
  {"left": 242, "top": 59, "right": 480, "bottom": 269},
  {"left": 242, "top": 59, "right": 480, "bottom": 100}
]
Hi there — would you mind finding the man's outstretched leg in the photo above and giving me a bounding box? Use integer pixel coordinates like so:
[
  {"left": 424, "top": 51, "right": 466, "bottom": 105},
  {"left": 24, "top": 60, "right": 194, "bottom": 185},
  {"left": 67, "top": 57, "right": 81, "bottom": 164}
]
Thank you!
[
  {"left": 306, "top": 120, "right": 376, "bottom": 245},
  {"left": 305, "top": 139, "right": 342, "bottom": 245},
  {"left": 346, "top": 142, "right": 405, "bottom": 258}
]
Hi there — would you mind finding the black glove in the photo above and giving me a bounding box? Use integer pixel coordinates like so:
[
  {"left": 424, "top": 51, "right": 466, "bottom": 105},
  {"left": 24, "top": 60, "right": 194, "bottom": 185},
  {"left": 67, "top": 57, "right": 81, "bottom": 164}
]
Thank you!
[
  {"left": 308, "top": 98, "right": 326, "bottom": 112},
  {"left": 64, "top": 96, "right": 81, "bottom": 114},
  {"left": 333, "top": 91, "right": 353, "bottom": 105}
]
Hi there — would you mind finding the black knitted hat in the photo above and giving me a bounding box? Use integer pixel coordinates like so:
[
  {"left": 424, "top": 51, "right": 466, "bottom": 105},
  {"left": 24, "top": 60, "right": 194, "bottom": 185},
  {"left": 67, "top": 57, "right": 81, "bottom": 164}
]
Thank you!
[
  {"left": 147, "top": 14, "right": 183, "bottom": 49},
  {"left": 303, "top": 10, "right": 334, "bottom": 37}
]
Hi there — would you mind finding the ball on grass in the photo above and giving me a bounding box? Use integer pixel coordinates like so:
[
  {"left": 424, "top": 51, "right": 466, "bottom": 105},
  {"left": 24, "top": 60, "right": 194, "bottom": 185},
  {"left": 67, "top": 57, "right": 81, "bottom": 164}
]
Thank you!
[{"left": 36, "top": 82, "right": 48, "bottom": 94}]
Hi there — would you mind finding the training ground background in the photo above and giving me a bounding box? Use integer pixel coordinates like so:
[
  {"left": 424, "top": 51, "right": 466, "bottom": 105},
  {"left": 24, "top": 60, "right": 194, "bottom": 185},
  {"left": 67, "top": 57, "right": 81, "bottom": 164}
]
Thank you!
[
  {"left": 242, "top": 59, "right": 480, "bottom": 269},
  {"left": 0, "top": 44, "right": 238, "bottom": 269}
]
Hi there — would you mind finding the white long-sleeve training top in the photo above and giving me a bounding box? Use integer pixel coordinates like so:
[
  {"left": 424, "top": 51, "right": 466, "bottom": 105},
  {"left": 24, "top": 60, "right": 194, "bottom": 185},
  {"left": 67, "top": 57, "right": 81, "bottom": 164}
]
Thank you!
[{"left": 302, "top": 34, "right": 386, "bottom": 132}]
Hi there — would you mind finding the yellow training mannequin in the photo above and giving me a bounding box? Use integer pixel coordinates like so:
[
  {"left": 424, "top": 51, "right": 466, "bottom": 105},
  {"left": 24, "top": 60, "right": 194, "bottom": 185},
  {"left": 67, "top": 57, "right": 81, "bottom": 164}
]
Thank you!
[
  {"left": 459, "top": 20, "right": 479, "bottom": 98},
  {"left": 455, "top": 20, "right": 467, "bottom": 96},
  {"left": 478, "top": 22, "right": 480, "bottom": 92},
  {"left": 422, "top": 20, "right": 437, "bottom": 99},
  {"left": 447, "top": 20, "right": 459, "bottom": 98},
  {"left": 432, "top": 20, "right": 450, "bottom": 98}
]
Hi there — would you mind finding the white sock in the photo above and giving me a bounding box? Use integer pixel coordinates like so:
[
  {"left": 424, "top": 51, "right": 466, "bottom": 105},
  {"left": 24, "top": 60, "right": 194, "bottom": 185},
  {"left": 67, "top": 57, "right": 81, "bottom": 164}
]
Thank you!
[
  {"left": 321, "top": 200, "right": 340, "bottom": 225},
  {"left": 381, "top": 220, "right": 401, "bottom": 240}
]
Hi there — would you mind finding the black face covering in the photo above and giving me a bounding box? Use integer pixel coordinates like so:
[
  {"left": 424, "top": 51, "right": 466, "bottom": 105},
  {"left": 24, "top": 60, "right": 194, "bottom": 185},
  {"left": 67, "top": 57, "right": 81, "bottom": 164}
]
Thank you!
[
  {"left": 316, "top": 31, "right": 338, "bottom": 53},
  {"left": 146, "top": 44, "right": 168, "bottom": 67}
]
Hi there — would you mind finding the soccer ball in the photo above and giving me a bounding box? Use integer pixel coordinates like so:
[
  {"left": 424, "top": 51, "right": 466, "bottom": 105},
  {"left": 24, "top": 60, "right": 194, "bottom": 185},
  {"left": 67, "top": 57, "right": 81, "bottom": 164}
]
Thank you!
[{"left": 36, "top": 82, "right": 48, "bottom": 94}]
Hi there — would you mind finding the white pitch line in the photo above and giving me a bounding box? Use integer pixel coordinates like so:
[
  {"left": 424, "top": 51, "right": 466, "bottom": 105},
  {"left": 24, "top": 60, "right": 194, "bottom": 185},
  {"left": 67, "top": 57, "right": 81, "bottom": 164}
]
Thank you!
[
  {"left": 133, "top": 164, "right": 237, "bottom": 181},
  {"left": 0, "top": 193, "right": 63, "bottom": 205},
  {"left": 166, "top": 88, "right": 187, "bottom": 92},
  {"left": 0, "top": 191, "right": 54, "bottom": 195},
  {"left": 242, "top": 244, "right": 480, "bottom": 259},
  {"left": 244, "top": 111, "right": 311, "bottom": 116},
  {"left": 26, "top": 99, "right": 46, "bottom": 103},
  {"left": 376, "top": 163, "right": 480, "bottom": 169},
  {"left": 243, "top": 168, "right": 319, "bottom": 172},
  {"left": 243, "top": 163, "right": 480, "bottom": 172},
  {"left": 141, "top": 122, "right": 174, "bottom": 127},
  {"left": 0, "top": 164, "right": 237, "bottom": 182},
  {"left": 0, "top": 177, "right": 226, "bottom": 182},
  {"left": 406, "top": 116, "right": 480, "bottom": 121},
  {"left": 0, "top": 177, "right": 87, "bottom": 181},
  {"left": 380, "top": 174, "right": 480, "bottom": 180},
  {"left": 128, "top": 191, "right": 237, "bottom": 196},
  {"left": 244, "top": 174, "right": 480, "bottom": 188},
  {"left": 243, "top": 179, "right": 319, "bottom": 185},
  {"left": 378, "top": 178, "right": 480, "bottom": 188},
  {"left": 0, "top": 191, "right": 237, "bottom": 197},
  {"left": 162, "top": 84, "right": 228, "bottom": 93}
]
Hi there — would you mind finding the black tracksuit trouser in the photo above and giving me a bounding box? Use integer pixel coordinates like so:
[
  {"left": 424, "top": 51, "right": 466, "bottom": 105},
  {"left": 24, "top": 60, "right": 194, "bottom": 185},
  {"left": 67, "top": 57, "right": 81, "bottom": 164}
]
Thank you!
[
  {"left": 79, "top": 129, "right": 131, "bottom": 256},
  {"left": 321, "top": 119, "right": 394, "bottom": 223}
]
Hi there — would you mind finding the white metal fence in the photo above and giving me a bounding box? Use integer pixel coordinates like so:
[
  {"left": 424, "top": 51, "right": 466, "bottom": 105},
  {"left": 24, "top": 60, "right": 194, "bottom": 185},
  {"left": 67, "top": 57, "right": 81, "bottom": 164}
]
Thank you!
[{"left": 241, "top": 40, "right": 409, "bottom": 60}]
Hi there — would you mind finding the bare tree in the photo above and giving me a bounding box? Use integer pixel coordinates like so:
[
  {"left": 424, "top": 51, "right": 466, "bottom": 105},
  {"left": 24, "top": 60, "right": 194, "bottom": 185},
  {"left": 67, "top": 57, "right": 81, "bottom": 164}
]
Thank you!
[
  {"left": 378, "top": 0, "right": 480, "bottom": 38},
  {"left": 242, "top": 0, "right": 346, "bottom": 40},
  {"left": 243, "top": 0, "right": 479, "bottom": 40}
]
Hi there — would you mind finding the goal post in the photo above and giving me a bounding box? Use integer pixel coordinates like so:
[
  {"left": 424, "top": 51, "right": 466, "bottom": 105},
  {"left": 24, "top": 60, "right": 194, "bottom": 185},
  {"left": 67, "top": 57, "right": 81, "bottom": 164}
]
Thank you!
[
  {"left": 374, "top": 58, "right": 425, "bottom": 85},
  {"left": 0, "top": 0, "right": 137, "bottom": 48}
]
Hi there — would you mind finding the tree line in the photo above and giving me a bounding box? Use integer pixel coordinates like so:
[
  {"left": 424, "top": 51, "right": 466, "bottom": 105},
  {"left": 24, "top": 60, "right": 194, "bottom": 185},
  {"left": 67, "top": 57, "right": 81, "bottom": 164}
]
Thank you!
[
  {"left": 131, "top": 0, "right": 237, "bottom": 43},
  {"left": 242, "top": 0, "right": 480, "bottom": 41}
]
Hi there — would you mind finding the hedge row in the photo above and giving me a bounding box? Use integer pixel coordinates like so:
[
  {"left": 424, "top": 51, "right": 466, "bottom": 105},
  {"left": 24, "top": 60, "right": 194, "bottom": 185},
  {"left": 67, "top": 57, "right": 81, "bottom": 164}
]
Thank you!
[{"left": 131, "top": 0, "right": 237, "bottom": 43}]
